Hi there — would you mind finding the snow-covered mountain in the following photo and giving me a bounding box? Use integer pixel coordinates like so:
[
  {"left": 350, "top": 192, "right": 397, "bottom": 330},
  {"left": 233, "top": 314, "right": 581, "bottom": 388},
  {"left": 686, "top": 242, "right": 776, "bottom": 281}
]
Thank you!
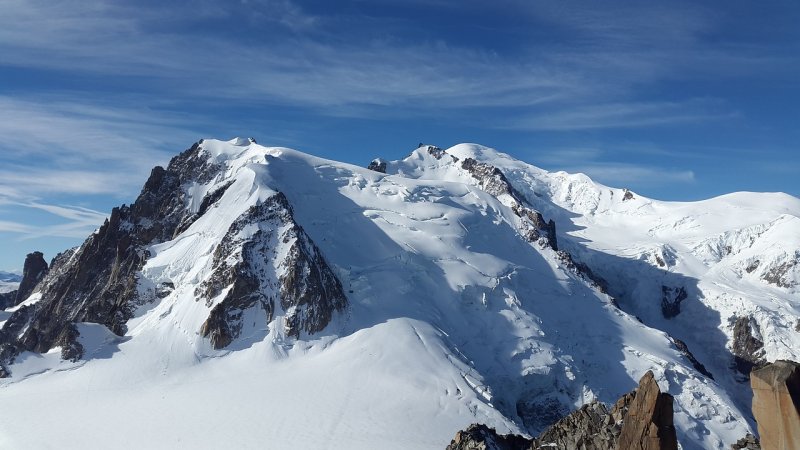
[{"left": 0, "top": 138, "right": 797, "bottom": 449}]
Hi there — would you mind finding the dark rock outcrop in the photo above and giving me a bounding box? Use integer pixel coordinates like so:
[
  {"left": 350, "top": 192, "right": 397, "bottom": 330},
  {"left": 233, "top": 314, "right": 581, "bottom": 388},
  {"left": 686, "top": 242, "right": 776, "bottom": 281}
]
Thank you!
[
  {"left": 198, "top": 192, "right": 347, "bottom": 348},
  {"left": 458, "top": 155, "right": 615, "bottom": 295},
  {"left": 424, "top": 145, "right": 449, "bottom": 160},
  {"left": 460, "top": 157, "right": 557, "bottom": 252},
  {"left": 761, "top": 255, "right": 797, "bottom": 288},
  {"left": 367, "top": 158, "right": 387, "bottom": 173},
  {"left": 555, "top": 250, "right": 610, "bottom": 294},
  {"left": 616, "top": 370, "right": 677, "bottom": 450},
  {"left": 732, "top": 316, "right": 766, "bottom": 377},
  {"left": 750, "top": 360, "right": 800, "bottom": 450},
  {"left": 0, "top": 141, "right": 220, "bottom": 373},
  {"left": 14, "top": 251, "right": 48, "bottom": 305},
  {"left": 446, "top": 371, "right": 677, "bottom": 450},
  {"left": 623, "top": 189, "right": 635, "bottom": 201},
  {"left": 671, "top": 336, "right": 714, "bottom": 379},
  {"left": 660, "top": 285, "right": 687, "bottom": 318},
  {"left": 730, "top": 434, "right": 760, "bottom": 450}
]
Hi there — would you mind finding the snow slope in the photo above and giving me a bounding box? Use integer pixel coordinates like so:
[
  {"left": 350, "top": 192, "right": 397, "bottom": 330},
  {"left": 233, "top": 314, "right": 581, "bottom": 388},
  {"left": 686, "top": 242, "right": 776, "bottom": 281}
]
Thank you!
[{"left": 0, "top": 139, "right": 782, "bottom": 449}]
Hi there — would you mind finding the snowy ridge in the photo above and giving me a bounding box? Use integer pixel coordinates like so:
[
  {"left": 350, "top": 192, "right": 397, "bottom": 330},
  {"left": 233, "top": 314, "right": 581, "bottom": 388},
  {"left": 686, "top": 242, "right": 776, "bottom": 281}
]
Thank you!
[
  {"left": 448, "top": 144, "right": 800, "bottom": 426},
  {"left": 1, "top": 139, "right": 795, "bottom": 449}
]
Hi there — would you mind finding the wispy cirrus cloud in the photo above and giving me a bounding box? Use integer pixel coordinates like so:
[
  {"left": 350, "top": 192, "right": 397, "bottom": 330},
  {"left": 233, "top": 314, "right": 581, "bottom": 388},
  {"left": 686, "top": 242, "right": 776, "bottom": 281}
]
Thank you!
[
  {"left": 0, "top": 95, "right": 202, "bottom": 199},
  {"left": 0, "top": 94, "right": 198, "bottom": 243},
  {"left": 567, "top": 164, "right": 696, "bottom": 187},
  {"left": 0, "top": 1, "right": 575, "bottom": 110},
  {"left": 0, "top": 0, "right": 779, "bottom": 116},
  {"left": 504, "top": 99, "right": 738, "bottom": 131},
  {"left": 535, "top": 146, "right": 696, "bottom": 187},
  {"left": 0, "top": 203, "right": 108, "bottom": 240}
]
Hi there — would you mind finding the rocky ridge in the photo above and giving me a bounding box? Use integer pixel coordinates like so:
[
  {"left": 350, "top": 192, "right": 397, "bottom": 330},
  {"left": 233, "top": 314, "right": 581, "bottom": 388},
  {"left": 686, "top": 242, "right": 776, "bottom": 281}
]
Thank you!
[
  {"left": 0, "top": 140, "right": 347, "bottom": 375},
  {"left": 447, "top": 371, "right": 677, "bottom": 450},
  {"left": 197, "top": 192, "right": 346, "bottom": 347}
]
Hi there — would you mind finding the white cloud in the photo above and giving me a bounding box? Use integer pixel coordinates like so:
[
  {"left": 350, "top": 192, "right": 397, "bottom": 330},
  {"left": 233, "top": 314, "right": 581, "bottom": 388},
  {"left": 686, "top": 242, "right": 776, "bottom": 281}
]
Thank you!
[
  {"left": 0, "top": 221, "right": 31, "bottom": 234},
  {"left": 0, "top": 95, "right": 205, "bottom": 201},
  {"left": 534, "top": 145, "right": 697, "bottom": 187}
]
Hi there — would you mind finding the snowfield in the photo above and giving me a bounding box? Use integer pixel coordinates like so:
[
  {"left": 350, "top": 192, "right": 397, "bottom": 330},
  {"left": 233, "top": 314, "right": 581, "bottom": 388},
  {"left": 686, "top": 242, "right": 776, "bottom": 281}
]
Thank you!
[{"left": 1, "top": 139, "right": 797, "bottom": 449}]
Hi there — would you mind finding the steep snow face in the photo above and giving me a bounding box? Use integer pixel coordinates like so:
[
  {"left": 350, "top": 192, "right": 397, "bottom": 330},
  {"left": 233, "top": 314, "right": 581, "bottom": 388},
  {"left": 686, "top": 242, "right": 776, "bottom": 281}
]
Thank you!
[
  {"left": 443, "top": 143, "right": 800, "bottom": 419},
  {"left": 0, "top": 139, "right": 764, "bottom": 449}
]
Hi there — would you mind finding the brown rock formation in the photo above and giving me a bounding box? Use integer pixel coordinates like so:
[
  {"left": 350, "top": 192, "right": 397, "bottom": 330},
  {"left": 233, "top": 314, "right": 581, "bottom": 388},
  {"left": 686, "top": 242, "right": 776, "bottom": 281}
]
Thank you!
[
  {"left": 750, "top": 360, "right": 800, "bottom": 450},
  {"left": 616, "top": 370, "right": 678, "bottom": 450},
  {"left": 445, "top": 424, "right": 530, "bottom": 450},
  {"left": 531, "top": 400, "right": 620, "bottom": 449},
  {"left": 731, "top": 433, "right": 761, "bottom": 450},
  {"left": 445, "top": 371, "right": 678, "bottom": 450}
]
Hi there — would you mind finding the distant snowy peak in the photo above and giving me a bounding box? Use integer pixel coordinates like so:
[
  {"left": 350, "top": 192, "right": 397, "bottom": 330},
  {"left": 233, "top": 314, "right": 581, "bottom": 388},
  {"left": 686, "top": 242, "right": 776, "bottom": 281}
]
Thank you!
[
  {"left": 373, "top": 141, "right": 800, "bottom": 381},
  {"left": 0, "top": 139, "right": 347, "bottom": 367}
]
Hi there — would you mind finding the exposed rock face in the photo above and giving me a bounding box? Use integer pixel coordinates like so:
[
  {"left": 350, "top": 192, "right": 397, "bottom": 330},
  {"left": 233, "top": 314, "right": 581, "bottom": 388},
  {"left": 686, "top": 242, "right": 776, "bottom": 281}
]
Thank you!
[
  {"left": 455, "top": 154, "right": 618, "bottom": 297},
  {"left": 0, "top": 141, "right": 225, "bottom": 373},
  {"left": 732, "top": 316, "right": 766, "bottom": 377},
  {"left": 660, "top": 285, "right": 687, "bottom": 318},
  {"left": 14, "top": 251, "right": 48, "bottom": 305},
  {"left": 531, "top": 400, "right": 620, "bottom": 449},
  {"left": 198, "top": 192, "right": 346, "bottom": 347},
  {"left": 750, "top": 360, "right": 800, "bottom": 450},
  {"left": 424, "top": 145, "right": 450, "bottom": 161},
  {"left": 731, "top": 434, "right": 761, "bottom": 450},
  {"left": 367, "top": 158, "right": 387, "bottom": 173},
  {"left": 445, "top": 424, "right": 530, "bottom": 450},
  {"left": 761, "top": 254, "right": 798, "bottom": 288},
  {"left": 623, "top": 189, "right": 635, "bottom": 201},
  {"left": 460, "top": 157, "right": 557, "bottom": 252},
  {"left": 0, "top": 140, "right": 348, "bottom": 375},
  {"left": 671, "top": 336, "right": 714, "bottom": 379},
  {"left": 555, "top": 249, "right": 610, "bottom": 294},
  {"left": 616, "top": 370, "right": 678, "bottom": 450},
  {"left": 447, "top": 371, "right": 677, "bottom": 450},
  {"left": 0, "top": 291, "right": 16, "bottom": 309}
]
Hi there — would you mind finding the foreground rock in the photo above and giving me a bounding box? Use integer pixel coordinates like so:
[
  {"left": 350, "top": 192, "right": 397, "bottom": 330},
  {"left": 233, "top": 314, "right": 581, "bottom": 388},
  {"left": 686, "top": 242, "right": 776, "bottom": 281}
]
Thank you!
[
  {"left": 446, "top": 371, "right": 677, "bottom": 450},
  {"left": 530, "top": 399, "right": 622, "bottom": 449},
  {"left": 446, "top": 424, "right": 530, "bottom": 450},
  {"left": 730, "top": 434, "right": 760, "bottom": 450},
  {"left": 615, "top": 371, "right": 677, "bottom": 450},
  {"left": 750, "top": 360, "right": 800, "bottom": 450}
]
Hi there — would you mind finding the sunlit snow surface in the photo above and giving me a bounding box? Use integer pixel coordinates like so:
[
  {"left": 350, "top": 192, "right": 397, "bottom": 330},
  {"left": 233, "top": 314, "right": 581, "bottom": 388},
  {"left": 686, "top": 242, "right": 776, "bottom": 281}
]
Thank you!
[{"left": 2, "top": 139, "right": 796, "bottom": 449}]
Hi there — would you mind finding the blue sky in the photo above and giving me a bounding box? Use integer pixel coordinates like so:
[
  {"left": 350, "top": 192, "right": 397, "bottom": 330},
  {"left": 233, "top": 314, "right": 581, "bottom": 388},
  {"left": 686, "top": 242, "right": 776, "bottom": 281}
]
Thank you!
[{"left": 0, "top": 0, "right": 798, "bottom": 271}]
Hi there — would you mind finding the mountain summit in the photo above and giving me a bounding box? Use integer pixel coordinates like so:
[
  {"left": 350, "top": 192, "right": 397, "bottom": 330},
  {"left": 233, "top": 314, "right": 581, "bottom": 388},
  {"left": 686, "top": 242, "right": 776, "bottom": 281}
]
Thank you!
[{"left": 1, "top": 139, "right": 797, "bottom": 449}]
